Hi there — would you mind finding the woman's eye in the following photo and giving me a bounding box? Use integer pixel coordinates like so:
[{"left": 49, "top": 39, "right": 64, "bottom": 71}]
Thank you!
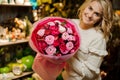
[
  {"left": 88, "top": 6, "right": 92, "bottom": 10},
  {"left": 95, "top": 12, "right": 101, "bottom": 17}
]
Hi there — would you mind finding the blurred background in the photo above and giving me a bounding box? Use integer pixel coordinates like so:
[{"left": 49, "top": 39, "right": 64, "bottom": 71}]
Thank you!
[{"left": 0, "top": 0, "right": 120, "bottom": 80}]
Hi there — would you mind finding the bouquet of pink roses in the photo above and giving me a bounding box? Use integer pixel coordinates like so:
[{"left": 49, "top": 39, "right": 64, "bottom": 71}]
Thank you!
[{"left": 29, "top": 17, "right": 80, "bottom": 80}]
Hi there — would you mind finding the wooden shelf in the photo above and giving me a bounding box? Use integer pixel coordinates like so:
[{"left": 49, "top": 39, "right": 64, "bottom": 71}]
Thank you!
[{"left": 0, "top": 39, "right": 28, "bottom": 46}]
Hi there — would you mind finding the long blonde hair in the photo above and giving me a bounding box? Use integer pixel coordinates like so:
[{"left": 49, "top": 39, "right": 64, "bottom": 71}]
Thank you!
[{"left": 78, "top": 0, "right": 113, "bottom": 41}]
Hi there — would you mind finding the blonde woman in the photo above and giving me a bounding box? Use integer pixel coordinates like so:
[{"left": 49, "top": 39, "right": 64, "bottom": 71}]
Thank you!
[{"left": 62, "top": 0, "right": 113, "bottom": 80}]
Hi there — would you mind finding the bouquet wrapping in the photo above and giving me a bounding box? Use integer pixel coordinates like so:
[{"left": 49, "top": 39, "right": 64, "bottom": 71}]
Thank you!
[{"left": 29, "top": 17, "right": 80, "bottom": 80}]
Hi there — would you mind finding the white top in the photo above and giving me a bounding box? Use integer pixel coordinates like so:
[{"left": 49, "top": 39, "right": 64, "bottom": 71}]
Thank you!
[{"left": 62, "top": 19, "right": 108, "bottom": 80}]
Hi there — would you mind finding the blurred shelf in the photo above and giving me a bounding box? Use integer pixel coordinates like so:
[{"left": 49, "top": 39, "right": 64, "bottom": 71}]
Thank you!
[
  {"left": 12, "top": 71, "right": 33, "bottom": 79},
  {"left": 0, "top": 71, "right": 33, "bottom": 80},
  {"left": 0, "top": 4, "right": 32, "bottom": 7},
  {"left": 0, "top": 39, "right": 28, "bottom": 46}
]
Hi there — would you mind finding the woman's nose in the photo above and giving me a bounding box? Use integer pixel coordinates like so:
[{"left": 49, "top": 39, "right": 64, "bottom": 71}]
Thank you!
[{"left": 88, "top": 12, "right": 93, "bottom": 18}]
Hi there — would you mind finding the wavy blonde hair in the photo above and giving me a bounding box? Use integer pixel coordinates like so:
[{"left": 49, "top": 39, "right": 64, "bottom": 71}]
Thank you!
[{"left": 78, "top": 0, "right": 113, "bottom": 41}]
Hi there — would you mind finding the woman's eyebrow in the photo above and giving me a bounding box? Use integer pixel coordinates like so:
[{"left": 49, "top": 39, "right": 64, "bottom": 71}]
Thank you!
[{"left": 90, "top": 5, "right": 102, "bottom": 15}]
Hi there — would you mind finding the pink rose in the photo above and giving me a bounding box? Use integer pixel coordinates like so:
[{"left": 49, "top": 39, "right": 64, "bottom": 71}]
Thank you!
[
  {"left": 37, "top": 29, "right": 45, "bottom": 37},
  {"left": 61, "top": 32, "right": 69, "bottom": 40},
  {"left": 58, "top": 25, "right": 66, "bottom": 33},
  {"left": 45, "top": 35, "right": 55, "bottom": 45},
  {"left": 66, "top": 41, "right": 74, "bottom": 50},
  {"left": 70, "top": 49, "right": 75, "bottom": 54},
  {"left": 45, "top": 45, "right": 56, "bottom": 55},
  {"left": 68, "top": 35, "right": 76, "bottom": 41},
  {"left": 67, "top": 28, "right": 73, "bottom": 34},
  {"left": 47, "top": 22, "right": 55, "bottom": 26},
  {"left": 60, "top": 49, "right": 69, "bottom": 54}
]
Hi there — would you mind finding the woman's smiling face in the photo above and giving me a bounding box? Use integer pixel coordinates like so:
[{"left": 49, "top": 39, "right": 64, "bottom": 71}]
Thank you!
[{"left": 82, "top": 1, "right": 102, "bottom": 27}]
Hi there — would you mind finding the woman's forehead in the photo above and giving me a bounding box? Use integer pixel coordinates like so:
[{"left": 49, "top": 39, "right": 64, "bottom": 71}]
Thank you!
[{"left": 88, "top": 1, "right": 103, "bottom": 14}]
